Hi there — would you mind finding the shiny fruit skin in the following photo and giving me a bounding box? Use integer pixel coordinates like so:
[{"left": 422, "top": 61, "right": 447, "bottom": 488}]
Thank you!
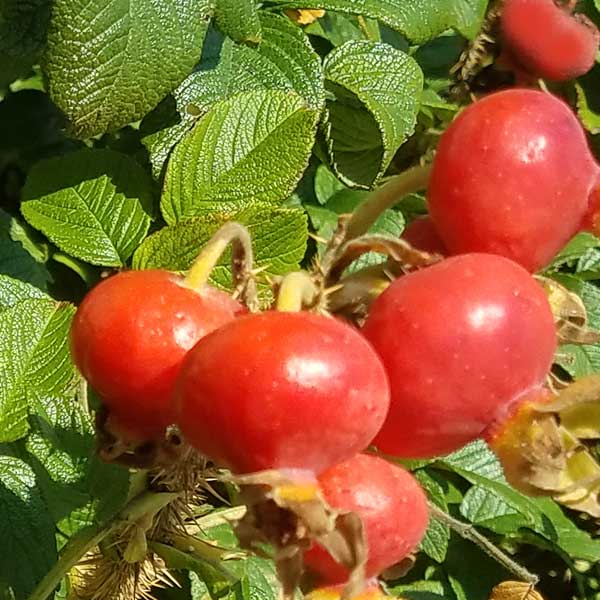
[
  {"left": 176, "top": 311, "right": 390, "bottom": 475},
  {"left": 362, "top": 253, "right": 557, "bottom": 458},
  {"left": 428, "top": 89, "right": 598, "bottom": 272},
  {"left": 70, "top": 270, "right": 244, "bottom": 439},
  {"left": 304, "top": 454, "right": 428, "bottom": 584},
  {"left": 401, "top": 215, "right": 447, "bottom": 255},
  {"left": 501, "top": 0, "right": 599, "bottom": 82}
]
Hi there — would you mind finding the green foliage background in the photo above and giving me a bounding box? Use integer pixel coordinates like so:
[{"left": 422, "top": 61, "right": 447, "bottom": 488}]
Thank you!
[{"left": 2, "top": 1, "right": 600, "bottom": 599}]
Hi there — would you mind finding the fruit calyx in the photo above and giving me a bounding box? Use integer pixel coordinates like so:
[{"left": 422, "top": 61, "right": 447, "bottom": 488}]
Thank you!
[
  {"left": 486, "top": 377, "right": 600, "bottom": 516},
  {"left": 229, "top": 470, "right": 367, "bottom": 600}
]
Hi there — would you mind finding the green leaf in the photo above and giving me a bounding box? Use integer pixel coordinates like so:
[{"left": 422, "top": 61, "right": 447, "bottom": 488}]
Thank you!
[
  {"left": 43, "top": 0, "right": 214, "bottom": 138},
  {"left": 215, "top": 0, "right": 262, "bottom": 44},
  {"left": 133, "top": 204, "right": 308, "bottom": 302},
  {"left": 547, "top": 232, "right": 600, "bottom": 269},
  {"left": 323, "top": 41, "right": 423, "bottom": 187},
  {"left": 0, "top": 456, "right": 56, "bottom": 599},
  {"left": 0, "top": 300, "right": 77, "bottom": 443},
  {"left": 0, "top": 210, "right": 51, "bottom": 291},
  {"left": 415, "top": 470, "right": 450, "bottom": 562},
  {"left": 263, "top": 0, "right": 490, "bottom": 42},
  {"left": 0, "top": 0, "right": 52, "bottom": 87},
  {"left": 161, "top": 90, "right": 318, "bottom": 223},
  {"left": 552, "top": 274, "right": 600, "bottom": 376},
  {"left": 25, "top": 395, "right": 130, "bottom": 534},
  {"left": 0, "top": 276, "right": 47, "bottom": 312},
  {"left": 22, "top": 149, "right": 153, "bottom": 267},
  {"left": 575, "top": 65, "right": 600, "bottom": 134},
  {"left": 142, "top": 13, "right": 324, "bottom": 178}
]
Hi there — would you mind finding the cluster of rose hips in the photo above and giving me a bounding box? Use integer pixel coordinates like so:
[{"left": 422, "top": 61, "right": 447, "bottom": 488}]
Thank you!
[{"left": 69, "top": 60, "right": 600, "bottom": 600}]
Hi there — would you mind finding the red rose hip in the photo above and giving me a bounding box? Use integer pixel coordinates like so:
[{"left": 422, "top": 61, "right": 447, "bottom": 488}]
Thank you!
[
  {"left": 428, "top": 89, "right": 599, "bottom": 272},
  {"left": 70, "top": 270, "right": 244, "bottom": 439},
  {"left": 362, "top": 253, "right": 557, "bottom": 458},
  {"left": 304, "top": 454, "right": 428, "bottom": 584},
  {"left": 176, "top": 311, "right": 390, "bottom": 475},
  {"left": 501, "top": 0, "right": 599, "bottom": 82}
]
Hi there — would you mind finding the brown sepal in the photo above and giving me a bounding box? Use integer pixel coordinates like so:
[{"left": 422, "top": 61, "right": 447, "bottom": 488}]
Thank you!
[
  {"left": 228, "top": 470, "right": 367, "bottom": 600},
  {"left": 488, "top": 379, "right": 600, "bottom": 517},
  {"left": 536, "top": 276, "right": 600, "bottom": 345},
  {"left": 328, "top": 235, "right": 442, "bottom": 283},
  {"left": 95, "top": 408, "right": 185, "bottom": 470}
]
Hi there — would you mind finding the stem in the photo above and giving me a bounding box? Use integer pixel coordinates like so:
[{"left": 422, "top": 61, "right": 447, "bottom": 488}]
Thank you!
[
  {"left": 275, "top": 271, "right": 319, "bottom": 312},
  {"left": 184, "top": 222, "right": 257, "bottom": 308},
  {"left": 343, "top": 165, "right": 431, "bottom": 243},
  {"left": 428, "top": 503, "right": 539, "bottom": 586},
  {"left": 27, "top": 524, "right": 114, "bottom": 600}
]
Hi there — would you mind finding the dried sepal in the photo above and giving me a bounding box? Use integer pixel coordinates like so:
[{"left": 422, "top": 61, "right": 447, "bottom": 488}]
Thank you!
[
  {"left": 95, "top": 409, "right": 185, "bottom": 470},
  {"left": 536, "top": 276, "right": 600, "bottom": 345},
  {"left": 327, "top": 234, "right": 442, "bottom": 283},
  {"left": 229, "top": 470, "right": 367, "bottom": 600},
  {"left": 488, "top": 581, "right": 544, "bottom": 600},
  {"left": 488, "top": 379, "right": 600, "bottom": 517}
]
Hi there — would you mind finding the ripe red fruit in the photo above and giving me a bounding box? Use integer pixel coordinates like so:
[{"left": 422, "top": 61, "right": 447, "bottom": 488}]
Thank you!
[
  {"left": 401, "top": 216, "right": 447, "bottom": 255},
  {"left": 428, "top": 89, "right": 599, "bottom": 272},
  {"left": 176, "top": 311, "right": 390, "bottom": 475},
  {"left": 70, "top": 270, "right": 244, "bottom": 439},
  {"left": 501, "top": 0, "right": 599, "bottom": 82},
  {"left": 362, "top": 253, "right": 557, "bottom": 458},
  {"left": 304, "top": 454, "right": 428, "bottom": 584}
]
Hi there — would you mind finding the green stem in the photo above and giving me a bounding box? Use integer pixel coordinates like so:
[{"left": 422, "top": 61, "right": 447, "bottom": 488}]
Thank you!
[
  {"left": 27, "top": 525, "right": 114, "bottom": 600},
  {"left": 428, "top": 503, "right": 539, "bottom": 586},
  {"left": 275, "top": 271, "right": 319, "bottom": 312},
  {"left": 343, "top": 165, "right": 431, "bottom": 242},
  {"left": 184, "top": 222, "right": 257, "bottom": 308}
]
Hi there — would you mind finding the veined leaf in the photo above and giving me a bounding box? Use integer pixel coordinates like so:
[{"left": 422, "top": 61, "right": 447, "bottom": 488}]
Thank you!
[
  {"left": 43, "top": 0, "right": 214, "bottom": 137},
  {"left": 323, "top": 41, "right": 423, "bottom": 187},
  {"left": 22, "top": 149, "right": 153, "bottom": 267},
  {"left": 161, "top": 89, "right": 318, "bottom": 223},
  {"left": 215, "top": 0, "right": 262, "bottom": 44},
  {"left": 0, "top": 300, "right": 77, "bottom": 443},
  {"left": 133, "top": 204, "right": 308, "bottom": 303},
  {"left": 144, "top": 14, "right": 324, "bottom": 179},
  {"left": 263, "top": 0, "right": 489, "bottom": 42}
]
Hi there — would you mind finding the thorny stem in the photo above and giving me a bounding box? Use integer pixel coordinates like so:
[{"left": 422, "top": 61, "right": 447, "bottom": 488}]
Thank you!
[
  {"left": 26, "top": 491, "right": 182, "bottom": 600},
  {"left": 428, "top": 503, "right": 540, "bottom": 586},
  {"left": 27, "top": 524, "right": 114, "bottom": 600},
  {"left": 276, "top": 271, "right": 319, "bottom": 312},
  {"left": 184, "top": 222, "right": 258, "bottom": 310}
]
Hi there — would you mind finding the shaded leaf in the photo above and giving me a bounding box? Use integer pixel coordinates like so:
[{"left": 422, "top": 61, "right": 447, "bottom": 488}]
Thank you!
[
  {"left": 0, "top": 0, "right": 52, "bottom": 87},
  {"left": 0, "top": 456, "right": 56, "bottom": 599}
]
